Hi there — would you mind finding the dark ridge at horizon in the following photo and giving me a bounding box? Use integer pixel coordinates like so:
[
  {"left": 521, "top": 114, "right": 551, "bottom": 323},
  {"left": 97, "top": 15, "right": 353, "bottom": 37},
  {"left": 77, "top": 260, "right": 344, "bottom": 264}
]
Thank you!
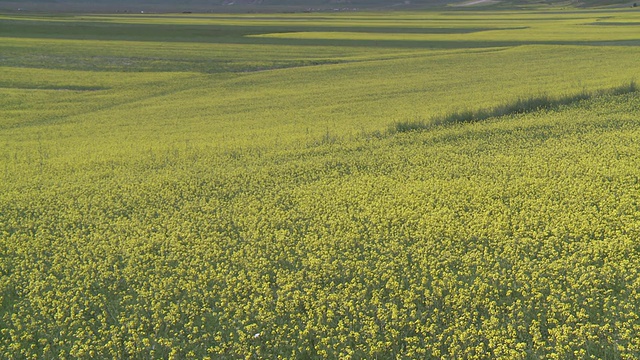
[{"left": 1, "top": 0, "right": 637, "bottom": 13}]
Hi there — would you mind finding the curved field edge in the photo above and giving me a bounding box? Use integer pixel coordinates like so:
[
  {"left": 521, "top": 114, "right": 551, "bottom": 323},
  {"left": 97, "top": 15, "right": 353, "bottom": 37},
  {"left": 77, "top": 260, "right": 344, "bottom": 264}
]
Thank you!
[
  {"left": 2, "top": 93, "right": 640, "bottom": 358},
  {"left": 390, "top": 80, "right": 638, "bottom": 133}
]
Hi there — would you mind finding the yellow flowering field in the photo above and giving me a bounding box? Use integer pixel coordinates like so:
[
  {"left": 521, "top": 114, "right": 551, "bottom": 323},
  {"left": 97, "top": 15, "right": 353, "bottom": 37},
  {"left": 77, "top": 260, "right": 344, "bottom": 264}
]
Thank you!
[{"left": 1, "top": 8, "right": 640, "bottom": 359}]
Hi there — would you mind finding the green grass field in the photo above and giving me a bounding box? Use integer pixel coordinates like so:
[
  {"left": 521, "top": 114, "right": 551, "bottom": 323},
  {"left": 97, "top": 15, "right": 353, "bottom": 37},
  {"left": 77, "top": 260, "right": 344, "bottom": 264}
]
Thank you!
[{"left": 2, "top": 9, "right": 640, "bottom": 359}]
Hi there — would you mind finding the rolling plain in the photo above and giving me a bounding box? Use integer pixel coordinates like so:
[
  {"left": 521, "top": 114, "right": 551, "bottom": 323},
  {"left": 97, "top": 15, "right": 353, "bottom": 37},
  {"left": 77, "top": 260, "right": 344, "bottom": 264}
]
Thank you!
[{"left": 2, "top": 8, "right": 640, "bottom": 359}]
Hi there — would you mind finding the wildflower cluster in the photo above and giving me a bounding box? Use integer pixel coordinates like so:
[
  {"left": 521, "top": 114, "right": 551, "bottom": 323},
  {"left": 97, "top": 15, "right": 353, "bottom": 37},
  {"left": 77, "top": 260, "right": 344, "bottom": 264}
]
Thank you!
[{"left": 2, "top": 93, "right": 640, "bottom": 358}]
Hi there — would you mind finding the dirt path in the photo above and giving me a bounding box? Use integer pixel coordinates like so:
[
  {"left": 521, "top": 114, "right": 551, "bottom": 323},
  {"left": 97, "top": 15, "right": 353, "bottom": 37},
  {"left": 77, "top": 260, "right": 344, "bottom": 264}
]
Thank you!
[{"left": 455, "top": 0, "right": 499, "bottom": 6}]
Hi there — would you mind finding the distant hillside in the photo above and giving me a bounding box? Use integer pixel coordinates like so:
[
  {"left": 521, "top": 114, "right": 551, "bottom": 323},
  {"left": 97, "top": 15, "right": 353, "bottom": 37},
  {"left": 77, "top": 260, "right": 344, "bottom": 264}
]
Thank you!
[
  {"left": 0, "top": 0, "right": 637, "bottom": 12},
  {"left": 0, "top": 0, "right": 450, "bottom": 13}
]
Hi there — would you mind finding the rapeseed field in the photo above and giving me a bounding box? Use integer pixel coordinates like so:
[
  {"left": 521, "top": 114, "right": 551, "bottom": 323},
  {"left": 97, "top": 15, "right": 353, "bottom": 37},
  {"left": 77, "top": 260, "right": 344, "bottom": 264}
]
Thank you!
[{"left": 1, "top": 9, "right": 640, "bottom": 359}]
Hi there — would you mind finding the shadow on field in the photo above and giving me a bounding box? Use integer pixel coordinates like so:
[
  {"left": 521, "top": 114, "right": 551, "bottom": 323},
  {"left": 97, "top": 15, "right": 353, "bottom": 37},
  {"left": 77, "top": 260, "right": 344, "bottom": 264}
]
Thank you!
[
  {"left": 390, "top": 80, "right": 638, "bottom": 133},
  {"left": 3, "top": 19, "right": 640, "bottom": 49}
]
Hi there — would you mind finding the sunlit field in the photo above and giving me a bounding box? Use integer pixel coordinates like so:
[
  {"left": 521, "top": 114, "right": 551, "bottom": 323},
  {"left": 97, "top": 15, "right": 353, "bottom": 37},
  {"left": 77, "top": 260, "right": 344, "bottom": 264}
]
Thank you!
[{"left": 2, "top": 9, "right": 640, "bottom": 359}]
